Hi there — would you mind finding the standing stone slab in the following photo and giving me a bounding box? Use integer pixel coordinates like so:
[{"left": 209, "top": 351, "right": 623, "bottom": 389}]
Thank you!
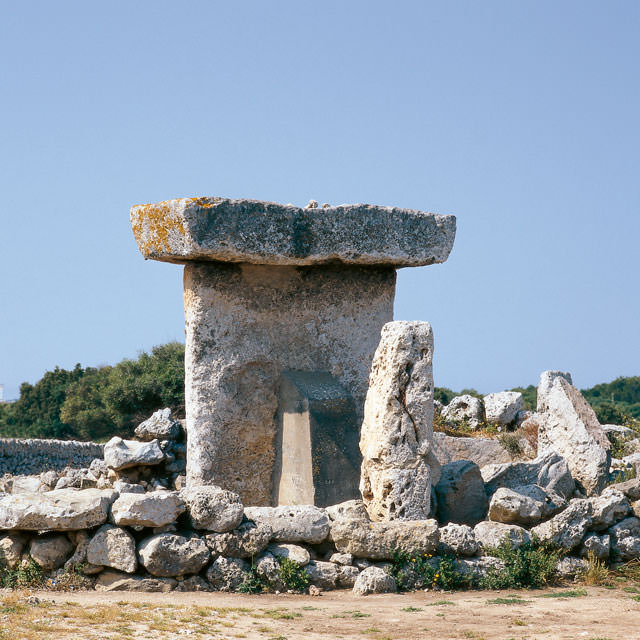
[
  {"left": 131, "top": 197, "right": 456, "bottom": 504},
  {"left": 359, "top": 321, "right": 437, "bottom": 521}
]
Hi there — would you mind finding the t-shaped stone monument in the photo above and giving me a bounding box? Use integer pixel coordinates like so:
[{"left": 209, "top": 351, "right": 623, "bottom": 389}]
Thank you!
[{"left": 131, "top": 197, "right": 456, "bottom": 506}]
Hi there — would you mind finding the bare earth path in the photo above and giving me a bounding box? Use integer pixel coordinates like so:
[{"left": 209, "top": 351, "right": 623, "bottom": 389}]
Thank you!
[{"left": 2, "top": 586, "right": 638, "bottom": 640}]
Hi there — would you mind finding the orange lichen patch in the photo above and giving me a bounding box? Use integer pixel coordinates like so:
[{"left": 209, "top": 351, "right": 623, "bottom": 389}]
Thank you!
[{"left": 131, "top": 202, "right": 186, "bottom": 256}]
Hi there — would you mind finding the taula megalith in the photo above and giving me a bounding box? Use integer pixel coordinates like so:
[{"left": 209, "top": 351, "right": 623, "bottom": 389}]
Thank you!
[{"left": 131, "top": 197, "right": 456, "bottom": 506}]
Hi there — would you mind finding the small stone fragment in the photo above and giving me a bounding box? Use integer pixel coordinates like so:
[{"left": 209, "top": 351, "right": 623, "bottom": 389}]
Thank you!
[
  {"left": 442, "top": 395, "right": 485, "bottom": 430},
  {"left": 267, "top": 543, "right": 310, "bottom": 567},
  {"left": 206, "top": 557, "right": 249, "bottom": 591},
  {"left": 135, "top": 408, "right": 181, "bottom": 441}
]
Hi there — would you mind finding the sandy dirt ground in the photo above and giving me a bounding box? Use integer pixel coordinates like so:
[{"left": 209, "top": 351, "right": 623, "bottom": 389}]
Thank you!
[{"left": 2, "top": 586, "right": 636, "bottom": 640}]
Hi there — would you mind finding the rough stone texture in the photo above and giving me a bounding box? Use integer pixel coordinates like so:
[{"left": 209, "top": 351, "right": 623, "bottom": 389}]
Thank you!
[
  {"left": 588, "top": 490, "right": 630, "bottom": 531},
  {"left": 606, "top": 478, "right": 640, "bottom": 502},
  {"left": 326, "top": 500, "right": 369, "bottom": 522},
  {"left": 537, "top": 371, "right": 611, "bottom": 496},
  {"left": 0, "top": 488, "right": 116, "bottom": 531},
  {"left": 331, "top": 518, "right": 439, "bottom": 559},
  {"left": 488, "top": 485, "right": 566, "bottom": 527},
  {"left": 183, "top": 263, "right": 396, "bottom": 504},
  {"left": 110, "top": 491, "right": 185, "bottom": 528},
  {"left": 180, "top": 486, "right": 244, "bottom": 532},
  {"left": 432, "top": 432, "right": 514, "bottom": 467},
  {"left": 441, "top": 395, "right": 485, "bottom": 430},
  {"left": 0, "top": 533, "right": 27, "bottom": 569},
  {"left": 254, "top": 551, "right": 285, "bottom": 591},
  {"left": 267, "top": 543, "right": 310, "bottom": 567},
  {"left": 435, "top": 461, "right": 488, "bottom": 526},
  {"left": 455, "top": 556, "right": 506, "bottom": 578},
  {"left": 244, "top": 505, "right": 330, "bottom": 544},
  {"left": 206, "top": 556, "right": 250, "bottom": 591},
  {"left": 352, "top": 566, "right": 396, "bottom": 595},
  {"left": 359, "top": 321, "right": 436, "bottom": 521},
  {"left": 134, "top": 408, "right": 181, "bottom": 441},
  {"left": 482, "top": 452, "right": 575, "bottom": 500},
  {"left": 483, "top": 392, "right": 523, "bottom": 427},
  {"left": 138, "top": 533, "right": 210, "bottom": 577},
  {"left": 580, "top": 532, "right": 610, "bottom": 560},
  {"left": 103, "top": 437, "right": 165, "bottom": 471},
  {"left": 174, "top": 576, "right": 212, "bottom": 592},
  {"left": 86, "top": 525, "right": 137, "bottom": 573},
  {"left": 473, "top": 521, "right": 531, "bottom": 550},
  {"left": 204, "top": 521, "right": 272, "bottom": 558},
  {"left": 131, "top": 197, "right": 456, "bottom": 267},
  {"left": 437, "top": 523, "right": 478, "bottom": 557},
  {"left": 531, "top": 499, "right": 593, "bottom": 551},
  {"left": 63, "top": 530, "right": 93, "bottom": 572},
  {"left": 556, "top": 557, "right": 588, "bottom": 580},
  {"left": 337, "top": 565, "right": 360, "bottom": 588},
  {"left": 113, "top": 481, "right": 145, "bottom": 494},
  {"left": 96, "top": 570, "right": 176, "bottom": 592},
  {"left": 306, "top": 560, "right": 339, "bottom": 589},
  {"left": 329, "top": 552, "right": 354, "bottom": 565},
  {"left": 29, "top": 534, "right": 74, "bottom": 570},
  {"left": 609, "top": 517, "right": 640, "bottom": 561}
]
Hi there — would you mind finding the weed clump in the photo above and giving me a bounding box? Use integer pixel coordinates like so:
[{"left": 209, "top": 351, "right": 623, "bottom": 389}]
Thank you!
[
  {"left": 390, "top": 550, "right": 471, "bottom": 591},
  {"left": 0, "top": 557, "right": 44, "bottom": 589},
  {"left": 277, "top": 557, "right": 310, "bottom": 593}
]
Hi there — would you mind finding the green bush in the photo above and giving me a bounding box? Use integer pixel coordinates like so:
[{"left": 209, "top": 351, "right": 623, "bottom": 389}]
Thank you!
[
  {"left": 237, "top": 561, "right": 268, "bottom": 594},
  {"left": 0, "top": 557, "right": 44, "bottom": 589},
  {"left": 277, "top": 557, "right": 310, "bottom": 592},
  {"left": 390, "top": 550, "right": 470, "bottom": 591}
]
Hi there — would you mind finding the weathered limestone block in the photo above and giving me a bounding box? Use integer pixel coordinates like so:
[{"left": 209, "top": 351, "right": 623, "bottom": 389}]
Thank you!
[
  {"left": 610, "top": 517, "right": 640, "bottom": 561},
  {"left": 555, "top": 557, "right": 588, "bottom": 579},
  {"left": 359, "top": 321, "right": 437, "bottom": 521},
  {"left": 29, "top": 534, "right": 74, "bottom": 570},
  {"left": 244, "top": 505, "right": 330, "bottom": 544},
  {"left": 483, "top": 391, "right": 523, "bottom": 427},
  {"left": 473, "top": 521, "right": 531, "bottom": 550},
  {"left": 580, "top": 532, "right": 610, "bottom": 560},
  {"left": 435, "top": 461, "right": 488, "bottom": 526},
  {"left": 180, "top": 486, "right": 244, "bottom": 532},
  {"left": 135, "top": 408, "right": 181, "bottom": 441},
  {"left": 204, "top": 521, "right": 272, "bottom": 558},
  {"left": 273, "top": 371, "right": 361, "bottom": 507},
  {"left": 103, "top": 437, "right": 165, "bottom": 471},
  {"left": 337, "top": 565, "right": 360, "bottom": 588},
  {"left": 432, "top": 432, "right": 514, "bottom": 467},
  {"left": 488, "top": 485, "right": 566, "bottom": 527},
  {"left": 437, "top": 523, "right": 478, "bottom": 557},
  {"left": 0, "top": 533, "right": 27, "bottom": 569},
  {"left": 352, "top": 566, "right": 396, "bottom": 595},
  {"left": 267, "top": 543, "right": 310, "bottom": 567},
  {"left": 96, "top": 570, "right": 176, "bottom": 592},
  {"left": 110, "top": 491, "right": 185, "bottom": 528},
  {"left": 206, "top": 557, "right": 250, "bottom": 591},
  {"left": 87, "top": 525, "right": 137, "bottom": 573},
  {"left": 306, "top": 560, "right": 339, "bottom": 589},
  {"left": 531, "top": 499, "right": 592, "bottom": 551},
  {"left": 588, "top": 490, "right": 630, "bottom": 531},
  {"left": 326, "top": 500, "right": 370, "bottom": 522},
  {"left": 131, "top": 197, "right": 456, "bottom": 504},
  {"left": 442, "top": 395, "right": 485, "bottom": 429},
  {"left": 537, "top": 371, "right": 611, "bottom": 496},
  {"left": 138, "top": 533, "right": 210, "bottom": 577},
  {"left": 0, "top": 489, "right": 117, "bottom": 531}
]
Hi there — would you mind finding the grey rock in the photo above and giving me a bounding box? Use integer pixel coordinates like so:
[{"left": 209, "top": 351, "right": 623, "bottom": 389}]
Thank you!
[
  {"left": 180, "top": 486, "right": 244, "bottom": 532},
  {"left": 30, "top": 534, "right": 74, "bottom": 570},
  {"left": 96, "top": 569, "right": 176, "bottom": 592},
  {"left": 87, "top": 525, "right": 137, "bottom": 573},
  {"left": 352, "top": 566, "right": 396, "bottom": 595},
  {"left": 245, "top": 505, "right": 330, "bottom": 544},
  {"left": 437, "top": 523, "right": 478, "bottom": 557},
  {"left": 474, "top": 521, "right": 531, "bottom": 550},
  {"left": 113, "top": 481, "right": 145, "bottom": 494},
  {"left": 531, "top": 499, "right": 592, "bottom": 551},
  {"left": 63, "top": 530, "right": 92, "bottom": 572},
  {"left": 537, "top": 371, "right": 610, "bottom": 496},
  {"left": 306, "top": 560, "right": 338, "bottom": 589},
  {"left": 435, "top": 461, "right": 488, "bottom": 526},
  {"left": 135, "top": 408, "right": 181, "bottom": 441},
  {"left": 326, "top": 500, "right": 369, "bottom": 522},
  {"left": 267, "top": 543, "right": 310, "bottom": 567},
  {"left": 432, "top": 432, "right": 514, "bottom": 467},
  {"left": 331, "top": 518, "right": 439, "bottom": 560},
  {"left": 206, "top": 557, "right": 249, "bottom": 591},
  {"left": 40, "top": 471, "right": 60, "bottom": 489},
  {"left": 0, "top": 533, "right": 27, "bottom": 569},
  {"left": 483, "top": 392, "right": 523, "bottom": 427},
  {"left": 488, "top": 484, "right": 566, "bottom": 527},
  {"left": 174, "top": 575, "right": 212, "bottom": 592},
  {"left": 110, "top": 491, "right": 185, "bottom": 528},
  {"left": 609, "top": 517, "right": 640, "bottom": 561},
  {"left": 204, "top": 521, "right": 272, "bottom": 558},
  {"left": 329, "top": 552, "right": 354, "bottom": 566},
  {"left": 359, "top": 321, "right": 437, "bottom": 521},
  {"left": 579, "top": 532, "right": 610, "bottom": 560},
  {"left": 456, "top": 556, "right": 506, "bottom": 578},
  {"left": 255, "top": 551, "right": 285, "bottom": 591},
  {"left": 54, "top": 468, "right": 97, "bottom": 490},
  {"left": 337, "top": 564, "right": 360, "bottom": 588},
  {"left": 0, "top": 488, "right": 116, "bottom": 531},
  {"left": 103, "top": 437, "right": 165, "bottom": 471},
  {"left": 589, "top": 490, "right": 630, "bottom": 530},
  {"left": 482, "top": 452, "right": 575, "bottom": 500},
  {"left": 138, "top": 533, "right": 211, "bottom": 577},
  {"left": 555, "top": 557, "right": 588, "bottom": 580},
  {"left": 442, "top": 395, "right": 485, "bottom": 430}
]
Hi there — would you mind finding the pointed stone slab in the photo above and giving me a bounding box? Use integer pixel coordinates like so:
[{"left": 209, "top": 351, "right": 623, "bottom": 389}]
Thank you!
[{"left": 130, "top": 197, "right": 456, "bottom": 267}]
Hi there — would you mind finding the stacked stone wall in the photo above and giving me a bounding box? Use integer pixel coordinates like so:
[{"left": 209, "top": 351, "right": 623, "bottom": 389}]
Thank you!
[{"left": 0, "top": 438, "right": 103, "bottom": 475}]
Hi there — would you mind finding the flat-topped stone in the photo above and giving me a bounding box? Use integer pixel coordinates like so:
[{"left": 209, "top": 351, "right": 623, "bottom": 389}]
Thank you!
[{"left": 130, "top": 197, "right": 456, "bottom": 267}]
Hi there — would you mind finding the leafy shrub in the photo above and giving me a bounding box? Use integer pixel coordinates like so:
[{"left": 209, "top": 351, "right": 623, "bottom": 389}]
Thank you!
[
  {"left": 0, "top": 557, "right": 44, "bottom": 589},
  {"left": 390, "top": 550, "right": 470, "bottom": 591},
  {"left": 479, "top": 538, "right": 560, "bottom": 589},
  {"left": 237, "top": 561, "right": 268, "bottom": 594},
  {"left": 277, "top": 557, "right": 310, "bottom": 592},
  {"left": 498, "top": 433, "right": 524, "bottom": 458}
]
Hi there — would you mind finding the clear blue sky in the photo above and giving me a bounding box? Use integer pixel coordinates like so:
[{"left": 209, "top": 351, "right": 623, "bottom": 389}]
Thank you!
[{"left": 1, "top": 1, "right": 638, "bottom": 401}]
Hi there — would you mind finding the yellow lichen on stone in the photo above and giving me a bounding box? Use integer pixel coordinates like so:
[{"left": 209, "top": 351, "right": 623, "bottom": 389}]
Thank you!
[{"left": 131, "top": 202, "right": 186, "bottom": 257}]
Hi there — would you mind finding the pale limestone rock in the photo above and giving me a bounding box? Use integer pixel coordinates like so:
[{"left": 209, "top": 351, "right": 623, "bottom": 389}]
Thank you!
[
  {"left": 96, "top": 570, "right": 176, "bottom": 592},
  {"left": 482, "top": 452, "right": 575, "bottom": 500},
  {"left": 337, "top": 565, "right": 360, "bottom": 588},
  {"left": 306, "top": 560, "right": 338, "bottom": 589},
  {"left": 531, "top": 499, "right": 592, "bottom": 551},
  {"left": 29, "top": 534, "right": 73, "bottom": 570},
  {"left": 455, "top": 556, "right": 505, "bottom": 578},
  {"left": 329, "top": 552, "right": 354, "bottom": 565},
  {"left": 267, "top": 543, "right": 310, "bottom": 567},
  {"left": 63, "top": 531, "right": 92, "bottom": 572},
  {"left": 174, "top": 576, "right": 212, "bottom": 592},
  {"left": 204, "top": 521, "right": 272, "bottom": 558},
  {"left": 359, "top": 321, "right": 436, "bottom": 521},
  {"left": 244, "top": 505, "right": 330, "bottom": 544},
  {"left": 352, "top": 566, "right": 396, "bottom": 595},
  {"left": 330, "top": 518, "right": 439, "bottom": 559},
  {"left": 437, "top": 523, "right": 478, "bottom": 556},
  {"left": 588, "top": 490, "right": 630, "bottom": 531},
  {"left": 488, "top": 485, "right": 566, "bottom": 527},
  {"left": 0, "top": 488, "right": 116, "bottom": 531},
  {"left": 206, "top": 557, "right": 249, "bottom": 591},
  {"left": 483, "top": 392, "right": 523, "bottom": 427},
  {"left": 556, "top": 557, "right": 588, "bottom": 580},
  {"left": 138, "top": 533, "right": 210, "bottom": 577},
  {"left": 113, "top": 481, "right": 145, "bottom": 494},
  {"left": 0, "top": 533, "right": 27, "bottom": 569},
  {"left": 609, "top": 517, "right": 640, "bottom": 561},
  {"left": 135, "top": 408, "right": 181, "bottom": 441},
  {"left": 435, "top": 461, "right": 488, "bottom": 526},
  {"left": 103, "top": 437, "right": 165, "bottom": 471},
  {"left": 254, "top": 551, "right": 285, "bottom": 591},
  {"left": 580, "top": 532, "right": 610, "bottom": 560},
  {"left": 110, "top": 491, "right": 185, "bottom": 528},
  {"left": 180, "top": 486, "right": 243, "bottom": 532},
  {"left": 537, "top": 371, "right": 610, "bottom": 496},
  {"left": 432, "top": 432, "right": 514, "bottom": 467},
  {"left": 473, "top": 521, "right": 531, "bottom": 550},
  {"left": 326, "top": 500, "right": 369, "bottom": 521},
  {"left": 442, "top": 395, "right": 485, "bottom": 430},
  {"left": 86, "top": 525, "right": 137, "bottom": 573}
]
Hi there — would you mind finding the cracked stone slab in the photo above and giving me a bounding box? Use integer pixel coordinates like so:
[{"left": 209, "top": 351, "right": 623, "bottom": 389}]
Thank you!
[{"left": 130, "top": 197, "right": 456, "bottom": 267}]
